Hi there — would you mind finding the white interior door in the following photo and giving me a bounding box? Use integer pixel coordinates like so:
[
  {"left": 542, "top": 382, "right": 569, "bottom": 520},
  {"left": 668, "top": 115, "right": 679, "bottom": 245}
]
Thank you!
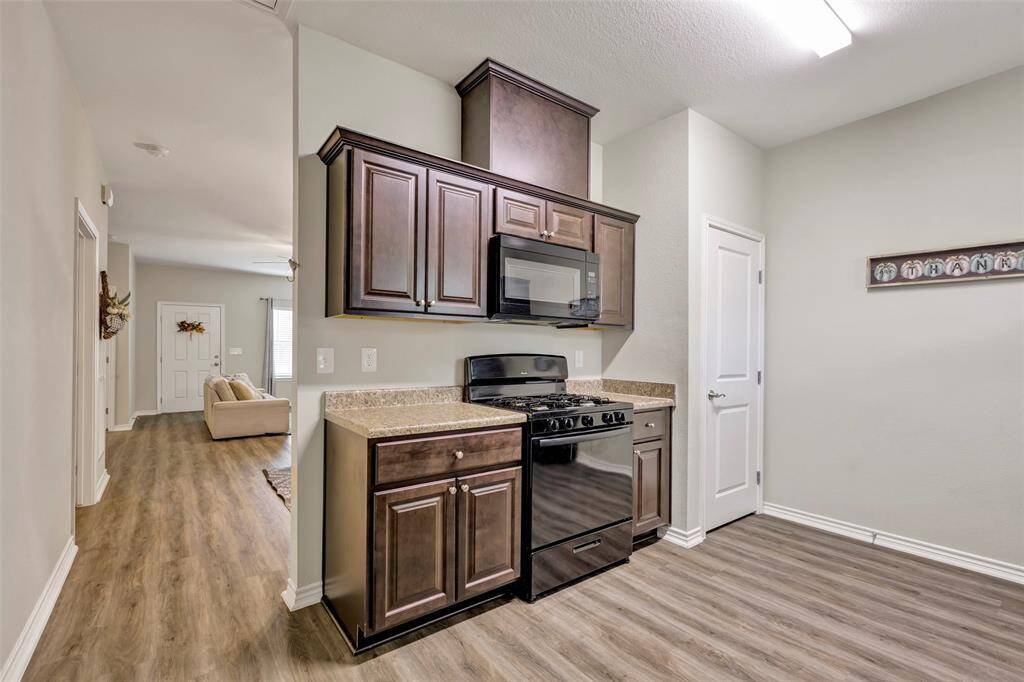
[
  {"left": 105, "top": 339, "right": 116, "bottom": 429},
  {"left": 160, "top": 303, "right": 223, "bottom": 413},
  {"left": 704, "top": 222, "right": 763, "bottom": 531}
]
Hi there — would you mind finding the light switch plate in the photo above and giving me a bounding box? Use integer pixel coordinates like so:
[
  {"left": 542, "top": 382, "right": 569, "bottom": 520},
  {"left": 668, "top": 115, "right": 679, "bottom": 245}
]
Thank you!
[
  {"left": 361, "top": 347, "right": 378, "bottom": 373},
  {"left": 574, "top": 350, "right": 584, "bottom": 368},
  {"left": 229, "top": 347, "right": 243, "bottom": 356},
  {"left": 316, "top": 347, "right": 335, "bottom": 375}
]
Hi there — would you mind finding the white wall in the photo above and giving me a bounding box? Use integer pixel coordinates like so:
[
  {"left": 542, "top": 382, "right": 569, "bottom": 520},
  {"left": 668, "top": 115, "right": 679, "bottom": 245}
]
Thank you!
[
  {"left": 589, "top": 142, "right": 604, "bottom": 202},
  {"left": 134, "top": 262, "right": 292, "bottom": 411},
  {"left": 602, "top": 111, "right": 690, "bottom": 527},
  {"left": 107, "top": 241, "right": 134, "bottom": 425},
  {"left": 290, "top": 26, "right": 605, "bottom": 597},
  {"left": 1, "top": 0, "right": 109, "bottom": 673},
  {"left": 686, "top": 109, "right": 764, "bottom": 532},
  {"left": 763, "top": 67, "right": 1024, "bottom": 565}
]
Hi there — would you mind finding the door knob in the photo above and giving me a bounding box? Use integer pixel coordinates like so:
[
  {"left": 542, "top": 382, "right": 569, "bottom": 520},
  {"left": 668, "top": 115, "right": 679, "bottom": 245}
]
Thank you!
[
  {"left": 460, "top": 484, "right": 470, "bottom": 492},
  {"left": 448, "top": 486, "right": 457, "bottom": 495},
  {"left": 212, "top": 362, "right": 220, "bottom": 367},
  {"left": 707, "top": 390, "right": 726, "bottom": 400}
]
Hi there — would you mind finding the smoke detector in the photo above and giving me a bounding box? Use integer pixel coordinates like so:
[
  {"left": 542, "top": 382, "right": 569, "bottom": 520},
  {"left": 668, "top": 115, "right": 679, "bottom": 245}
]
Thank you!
[{"left": 133, "top": 142, "right": 171, "bottom": 158}]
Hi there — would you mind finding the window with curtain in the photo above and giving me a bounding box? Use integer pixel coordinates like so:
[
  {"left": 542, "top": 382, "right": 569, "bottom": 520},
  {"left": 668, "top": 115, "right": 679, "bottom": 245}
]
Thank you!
[{"left": 272, "top": 306, "right": 292, "bottom": 380}]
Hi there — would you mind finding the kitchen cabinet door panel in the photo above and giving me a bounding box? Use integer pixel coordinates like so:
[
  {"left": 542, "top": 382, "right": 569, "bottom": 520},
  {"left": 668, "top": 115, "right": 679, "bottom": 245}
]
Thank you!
[
  {"left": 457, "top": 467, "right": 522, "bottom": 601},
  {"left": 633, "top": 438, "right": 670, "bottom": 536},
  {"left": 350, "top": 149, "right": 427, "bottom": 313},
  {"left": 372, "top": 478, "right": 456, "bottom": 632},
  {"left": 546, "top": 201, "right": 593, "bottom": 250},
  {"left": 427, "top": 170, "right": 491, "bottom": 316},
  {"left": 495, "top": 188, "right": 546, "bottom": 240},
  {"left": 594, "top": 215, "right": 635, "bottom": 327}
]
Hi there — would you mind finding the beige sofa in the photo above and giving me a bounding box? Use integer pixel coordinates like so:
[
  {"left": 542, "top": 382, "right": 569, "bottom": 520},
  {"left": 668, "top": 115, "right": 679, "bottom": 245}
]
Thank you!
[{"left": 203, "top": 377, "right": 290, "bottom": 440}]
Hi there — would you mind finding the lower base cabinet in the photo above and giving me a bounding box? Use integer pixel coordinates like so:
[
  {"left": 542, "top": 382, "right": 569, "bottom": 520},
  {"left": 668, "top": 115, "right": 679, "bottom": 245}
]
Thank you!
[
  {"left": 324, "top": 422, "right": 523, "bottom": 651},
  {"left": 632, "top": 408, "right": 671, "bottom": 537}
]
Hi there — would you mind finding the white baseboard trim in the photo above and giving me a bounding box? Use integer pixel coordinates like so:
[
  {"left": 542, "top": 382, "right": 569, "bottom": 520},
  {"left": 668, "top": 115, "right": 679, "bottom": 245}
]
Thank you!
[
  {"left": 132, "top": 410, "right": 158, "bottom": 420},
  {"left": 282, "top": 579, "right": 323, "bottom": 611},
  {"left": 762, "top": 502, "right": 1024, "bottom": 586},
  {"left": 108, "top": 416, "right": 136, "bottom": 432},
  {"left": 94, "top": 470, "right": 110, "bottom": 503},
  {"left": 1, "top": 536, "right": 78, "bottom": 682},
  {"left": 663, "top": 525, "right": 705, "bottom": 549}
]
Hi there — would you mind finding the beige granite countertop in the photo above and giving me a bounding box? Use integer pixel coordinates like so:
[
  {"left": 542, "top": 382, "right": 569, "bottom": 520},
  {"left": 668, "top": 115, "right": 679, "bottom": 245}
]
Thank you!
[
  {"left": 591, "top": 391, "right": 675, "bottom": 411},
  {"left": 325, "top": 402, "right": 526, "bottom": 439}
]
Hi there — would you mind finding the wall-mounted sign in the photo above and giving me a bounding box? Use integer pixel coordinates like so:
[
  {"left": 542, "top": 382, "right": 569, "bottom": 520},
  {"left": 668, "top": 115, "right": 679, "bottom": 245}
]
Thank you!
[{"left": 867, "top": 240, "right": 1024, "bottom": 288}]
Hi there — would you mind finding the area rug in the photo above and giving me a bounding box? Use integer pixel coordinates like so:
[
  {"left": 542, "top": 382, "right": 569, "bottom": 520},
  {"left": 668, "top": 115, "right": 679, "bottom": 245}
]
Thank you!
[{"left": 262, "top": 467, "right": 291, "bottom": 510}]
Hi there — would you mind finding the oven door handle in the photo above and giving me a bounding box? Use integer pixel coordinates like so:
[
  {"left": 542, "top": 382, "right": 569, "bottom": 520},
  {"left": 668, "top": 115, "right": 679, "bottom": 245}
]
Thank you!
[{"left": 536, "top": 426, "right": 632, "bottom": 448}]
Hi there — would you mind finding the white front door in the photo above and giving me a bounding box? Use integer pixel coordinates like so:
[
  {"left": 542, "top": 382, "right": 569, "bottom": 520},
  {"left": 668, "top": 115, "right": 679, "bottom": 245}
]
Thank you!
[
  {"left": 160, "top": 303, "right": 223, "bottom": 413},
  {"left": 704, "top": 222, "right": 763, "bottom": 531}
]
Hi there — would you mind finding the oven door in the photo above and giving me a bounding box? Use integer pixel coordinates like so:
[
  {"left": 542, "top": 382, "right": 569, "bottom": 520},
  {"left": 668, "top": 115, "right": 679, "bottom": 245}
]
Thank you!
[
  {"left": 490, "top": 235, "right": 599, "bottom": 324},
  {"left": 530, "top": 426, "right": 633, "bottom": 550}
]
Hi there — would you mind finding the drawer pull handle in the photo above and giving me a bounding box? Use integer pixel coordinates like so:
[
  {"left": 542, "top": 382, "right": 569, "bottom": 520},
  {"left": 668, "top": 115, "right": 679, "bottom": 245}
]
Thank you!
[
  {"left": 460, "top": 484, "right": 470, "bottom": 492},
  {"left": 645, "top": 422, "right": 655, "bottom": 428},
  {"left": 448, "top": 486, "right": 457, "bottom": 495},
  {"left": 454, "top": 450, "right": 465, "bottom": 460},
  {"left": 572, "top": 539, "right": 603, "bottom": 554}
]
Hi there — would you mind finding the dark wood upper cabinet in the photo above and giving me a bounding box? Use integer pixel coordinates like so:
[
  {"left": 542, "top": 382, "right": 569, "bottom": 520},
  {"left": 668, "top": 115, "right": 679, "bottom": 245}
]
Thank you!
[
  {"left": 633, "top": 437, "right": 670, "bottom": 536},
  {"left": 594, "top": 215, "right": 635, "bottom": 328},
  {"left": 371, "top": 478, "right": 457, "bottom": 632},
  {"left": 546, "top": 201, "right": 594, "bottom": 250},
  {"left": 457, "top": 467, "right": 521, "bottom": 601},
  {"left": 494, "top": 187, "right": 545, "bottom": 240},
  {"left": 457, "top": 59, "right": 598, "bottom": 199},
  {"left": 426, "top": 170, "right": 491, "bottom": 317},
  {"left": 349, "top": 149, "right": 426, "bottom": 313}
]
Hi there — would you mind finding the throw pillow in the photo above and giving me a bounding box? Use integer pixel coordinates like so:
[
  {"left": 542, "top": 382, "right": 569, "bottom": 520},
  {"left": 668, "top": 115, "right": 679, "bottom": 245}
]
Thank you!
[
  {"left": 229, "top": 379, "right": 259, "bottom": 401},
  {"left": 209, "top": 376, "right": 237, "bottom": 402}
]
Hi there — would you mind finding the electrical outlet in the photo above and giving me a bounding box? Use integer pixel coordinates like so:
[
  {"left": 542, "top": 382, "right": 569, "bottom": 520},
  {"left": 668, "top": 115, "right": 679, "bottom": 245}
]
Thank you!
[
  {"left": 361, "top": 347, "right": 378, "bottom": 373},
  {"left": 574, "top": 350, "right": 584, "bottom": 368},
  {"left": 316, "top": 347, "right": 334, "bottom": 375}
]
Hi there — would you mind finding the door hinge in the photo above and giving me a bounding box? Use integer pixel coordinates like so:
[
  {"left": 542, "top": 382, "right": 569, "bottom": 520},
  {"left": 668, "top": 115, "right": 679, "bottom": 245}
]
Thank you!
[
  {"left": 757, "top": 370, "right": 762, "bottom": 385},
  {"left": 105, "top": 407, "right": 108, "bottom": 415},
  {"left": 758, "top": 270, "right": 763, "bottom": 284},
  {"left": 756, "top": 470, "right": 762, "bottom": 485}
]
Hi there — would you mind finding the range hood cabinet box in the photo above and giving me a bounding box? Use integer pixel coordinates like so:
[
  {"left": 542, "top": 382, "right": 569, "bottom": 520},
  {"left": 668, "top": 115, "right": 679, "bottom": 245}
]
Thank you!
[{"left": 457, "top": 59, "right": 598, "bottom": 200}]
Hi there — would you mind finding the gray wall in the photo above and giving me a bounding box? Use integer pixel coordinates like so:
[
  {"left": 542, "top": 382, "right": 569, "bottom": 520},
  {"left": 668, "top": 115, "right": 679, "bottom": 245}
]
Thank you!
[
  {"left": 107, "top": 241, "right": 134, "bottom": 424},
  {"left": 602, "top": 111, "right": 689, "bottom": 527},
  {"left": 134, "top": 262, "right": 292, "bottom": 411},
  {"left": 290, "top": 26, "right": 606, "bottom": 592},
  {"left": 1, "top": 0, "right": 109, "bottom": 668},
  {"left": 763, "top": 67, "right": 1024, "bottom": 565}
]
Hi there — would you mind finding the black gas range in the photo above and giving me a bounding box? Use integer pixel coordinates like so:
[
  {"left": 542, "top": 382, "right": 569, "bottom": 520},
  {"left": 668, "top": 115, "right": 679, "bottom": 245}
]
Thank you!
[{"left": 465, "top": 354, "right": 634, "bottom": 600}]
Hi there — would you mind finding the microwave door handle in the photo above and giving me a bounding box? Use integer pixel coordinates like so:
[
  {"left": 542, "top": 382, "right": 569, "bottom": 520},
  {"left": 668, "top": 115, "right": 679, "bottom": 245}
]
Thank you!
[{"left": 537, "top": 426, "right": 632, "bottom": 447}]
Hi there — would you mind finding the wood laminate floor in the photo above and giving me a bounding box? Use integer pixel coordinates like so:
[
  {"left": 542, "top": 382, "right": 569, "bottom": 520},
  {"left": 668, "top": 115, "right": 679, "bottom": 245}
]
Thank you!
[{"left": 26, "top": 412, "right": 1024, "bottom": 681}]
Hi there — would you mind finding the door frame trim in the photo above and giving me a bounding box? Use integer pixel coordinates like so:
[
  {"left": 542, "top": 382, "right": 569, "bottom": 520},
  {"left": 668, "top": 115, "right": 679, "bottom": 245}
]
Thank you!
[
  {"left": 73, "top": 198, "right": 103, "bottom": 509},
  {"left": 693, "top": 214, "right": 765, "bottom": 537},
  {"left": 156, "top": 301, "right": 226, "bottom": 413}
]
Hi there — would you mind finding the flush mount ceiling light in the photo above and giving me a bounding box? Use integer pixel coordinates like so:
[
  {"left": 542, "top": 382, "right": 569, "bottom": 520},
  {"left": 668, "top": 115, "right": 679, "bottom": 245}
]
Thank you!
[
  {"left": 763, "top": 0, "right": 852, "bottom": 58},
  {"left": 133, "top": 142, "right": 171, "bottom": 158}
]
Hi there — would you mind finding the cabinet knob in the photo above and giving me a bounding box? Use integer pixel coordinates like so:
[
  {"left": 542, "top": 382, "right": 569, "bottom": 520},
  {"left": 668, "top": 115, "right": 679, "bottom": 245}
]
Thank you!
[
  {"left": 454, "top": 450, "right": 464, "bottom": 460},
  {"left": 428, "top": 300, "right": 436, "bottom": 307},
  {"left": 645, "top": 422, "right": 655, "bottom": 428},
  {"left": 415, "top": 299, "right": 425, "bottom": 306},
  {"left": 448, "top": 486, "right": 457, "bottom": 495},
  {"left": 633, "top": 449, "right": 641, "bottom": 455},
  {"left": 460, "top": 484, "right": 470, "bottom": 492}
]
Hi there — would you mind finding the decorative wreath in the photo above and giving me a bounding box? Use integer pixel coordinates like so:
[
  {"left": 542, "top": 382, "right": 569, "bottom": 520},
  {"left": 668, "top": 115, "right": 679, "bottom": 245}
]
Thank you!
[
  {"left": 177, "top": 320, "right": 206, "bottom": 337},
  {"left": 99, "top": 271, "right": 131, "bottom": 340}
]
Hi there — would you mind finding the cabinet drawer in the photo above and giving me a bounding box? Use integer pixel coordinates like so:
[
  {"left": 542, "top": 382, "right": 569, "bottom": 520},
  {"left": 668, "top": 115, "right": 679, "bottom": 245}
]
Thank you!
[
  {"left": 375, "top": 427, "right": 522, "bottom": 486},
  {"left": 633, "top": 409, "right": 667, "bottom": 441},
  {"left": 530, "top": 521, "right": 631, "bottom": 598}
]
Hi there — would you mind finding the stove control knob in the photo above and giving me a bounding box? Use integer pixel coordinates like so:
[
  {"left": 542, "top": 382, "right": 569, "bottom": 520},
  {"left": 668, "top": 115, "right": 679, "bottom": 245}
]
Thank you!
[
  {"left": 561, "top": 417, "right": 575, "bottom": 430},
  {"left": 546, "top": 418, "right": 561, "bottom": 432},
  {"left": 581, "top": 415, "right": 594, "bottom": 427},
  {"left": 614, "top": 411, "right": 626, "bottom": 423},
  {"left": 601, "top": 412, "right": 614, "bottom": 424}
]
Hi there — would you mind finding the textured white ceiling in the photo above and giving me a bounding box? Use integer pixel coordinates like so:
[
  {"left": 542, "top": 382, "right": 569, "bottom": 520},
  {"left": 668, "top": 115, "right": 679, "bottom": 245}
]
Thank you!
[
  {"left": 45, "top": 0, "right": 293, "bottom": 276},
  {"left": 287, "top": 0, "right": 1024, "bottom": 148}
]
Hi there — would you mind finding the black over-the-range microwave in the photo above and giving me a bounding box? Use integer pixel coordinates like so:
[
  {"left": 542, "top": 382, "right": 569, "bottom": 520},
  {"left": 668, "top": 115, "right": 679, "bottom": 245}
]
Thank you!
[{"left": 488, "top": 234, "right": 600, "bottom": 328}]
